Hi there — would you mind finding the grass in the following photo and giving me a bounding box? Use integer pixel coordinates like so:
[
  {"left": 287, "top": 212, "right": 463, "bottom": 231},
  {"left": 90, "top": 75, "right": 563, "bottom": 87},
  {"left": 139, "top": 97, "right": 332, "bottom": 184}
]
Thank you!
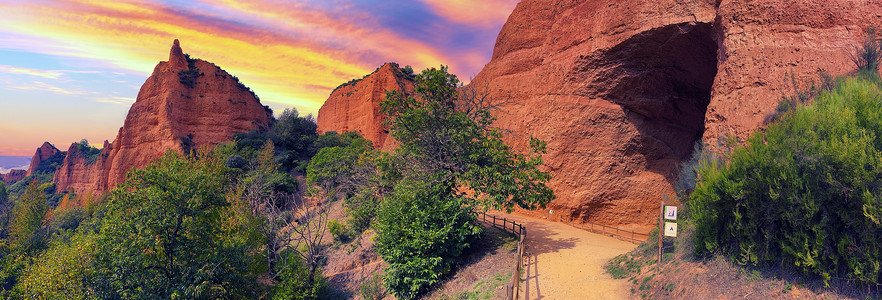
[
  {"left": 604, "top": 253, "right": 646, "bottom": 279},
  {"left": 442, "top": 271, "right": 509, "bottom": 300}
]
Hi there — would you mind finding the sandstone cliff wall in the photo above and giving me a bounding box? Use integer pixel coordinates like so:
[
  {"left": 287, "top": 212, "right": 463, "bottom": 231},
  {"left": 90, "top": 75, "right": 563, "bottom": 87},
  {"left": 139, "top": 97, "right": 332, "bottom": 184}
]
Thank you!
[
  {"left": 26, "top": 142, "right": 59, "bottom": 177},
  {"left": 55, "top": 40, "right": 273, "bottom": 194},
  {"left": 466, "top": 0, "right": 882, "bottom": 230},
  {"left": 317, "top": 63, "right": 414, "bottom": 151}
]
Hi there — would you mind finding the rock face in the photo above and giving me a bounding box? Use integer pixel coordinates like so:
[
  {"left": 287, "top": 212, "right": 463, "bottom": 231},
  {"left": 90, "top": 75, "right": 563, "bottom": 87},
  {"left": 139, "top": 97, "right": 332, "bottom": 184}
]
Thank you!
[
  {"left": 26, "top": 142, "right": 60, "bottom": 177},
  {"left": 0, "top": 170, "right": 26, "bottom": 183},
  {"left": 317, "top": 63, "right": 415, "bottom": 151},
  {"left": 464, "top": 0, "right": 882, "bottom": 230},
  {"left": 55, "top": 40, "right": 273, "bottom": 194}
]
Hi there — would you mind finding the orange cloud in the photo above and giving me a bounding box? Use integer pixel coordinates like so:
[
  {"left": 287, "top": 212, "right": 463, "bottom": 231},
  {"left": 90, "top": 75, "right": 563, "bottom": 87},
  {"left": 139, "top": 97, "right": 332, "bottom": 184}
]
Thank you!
[
  {"left": 420, "top": 0, "right": 519, "bottom": 27},
  {"left": 0, "top": 0, "right": 491, "bottom": 115}
]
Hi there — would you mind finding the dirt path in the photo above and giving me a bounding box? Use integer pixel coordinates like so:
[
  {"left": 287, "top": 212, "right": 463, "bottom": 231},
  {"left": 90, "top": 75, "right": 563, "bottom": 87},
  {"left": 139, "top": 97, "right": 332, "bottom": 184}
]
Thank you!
[{"left": 498, "top": 213, "right": 637, "bottom": 300}]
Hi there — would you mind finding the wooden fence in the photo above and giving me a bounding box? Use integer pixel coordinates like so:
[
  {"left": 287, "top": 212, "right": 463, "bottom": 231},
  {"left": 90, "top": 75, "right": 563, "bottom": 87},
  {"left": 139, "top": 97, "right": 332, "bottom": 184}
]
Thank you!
[
  {"left": 560, "top": 218, "right": 649, "bottom": 244},
  {"left": 477, "top": 213, "right": 525, "bottom": 300}
]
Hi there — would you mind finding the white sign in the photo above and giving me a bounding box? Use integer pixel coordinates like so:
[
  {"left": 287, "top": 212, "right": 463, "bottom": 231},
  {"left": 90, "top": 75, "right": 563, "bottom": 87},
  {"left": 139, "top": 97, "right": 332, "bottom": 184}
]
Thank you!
[
  {"left": 664, "top": 222, "right": 678, "bottom": 237},
  {"left": 664, "top": 206, "right": 678, "bottom": 220}
]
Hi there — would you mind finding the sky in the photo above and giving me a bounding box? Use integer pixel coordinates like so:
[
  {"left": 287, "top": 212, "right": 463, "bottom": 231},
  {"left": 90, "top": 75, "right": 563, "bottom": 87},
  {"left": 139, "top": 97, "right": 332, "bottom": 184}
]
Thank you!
[{"left": 0, "top": 0, "right": 518, "bottom": 156}]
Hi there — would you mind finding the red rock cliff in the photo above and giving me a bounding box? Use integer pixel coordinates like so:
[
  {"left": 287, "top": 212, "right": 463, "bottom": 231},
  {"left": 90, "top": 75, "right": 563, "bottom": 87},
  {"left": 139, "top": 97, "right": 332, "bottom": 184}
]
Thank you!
[
  {"left": 55, "top": 39, "right": 273, "bottom": 194},
  {"left": 0, "top": 170, "right": 26, "bottom": 184},
  {"left": 26, "top": 142, "right": 60, "bottom": 177},
  {"left": 466, "top": 0, "right": 881, "bottom": 230},
  {"left": 317, "top": 63, "right": 415, "bottom": 151}
]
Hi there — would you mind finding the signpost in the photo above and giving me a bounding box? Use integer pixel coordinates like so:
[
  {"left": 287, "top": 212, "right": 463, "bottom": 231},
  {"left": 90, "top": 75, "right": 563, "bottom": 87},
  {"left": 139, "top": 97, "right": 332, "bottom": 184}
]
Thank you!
[{"left": 659, "top": 200, "right": 678, "bottom": 264}]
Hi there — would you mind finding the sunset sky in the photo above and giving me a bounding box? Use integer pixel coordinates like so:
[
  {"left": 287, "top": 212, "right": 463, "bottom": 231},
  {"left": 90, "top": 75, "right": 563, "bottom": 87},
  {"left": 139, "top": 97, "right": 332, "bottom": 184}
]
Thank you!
[{"left": 0, "top": 0, "right": 518, "bottom": 156}]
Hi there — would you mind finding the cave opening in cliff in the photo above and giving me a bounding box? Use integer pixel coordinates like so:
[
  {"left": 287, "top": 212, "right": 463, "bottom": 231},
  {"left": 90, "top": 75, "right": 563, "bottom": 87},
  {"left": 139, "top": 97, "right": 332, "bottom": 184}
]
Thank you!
[{"left": 594, "top": 22, "right": 719, "bottom": 182}]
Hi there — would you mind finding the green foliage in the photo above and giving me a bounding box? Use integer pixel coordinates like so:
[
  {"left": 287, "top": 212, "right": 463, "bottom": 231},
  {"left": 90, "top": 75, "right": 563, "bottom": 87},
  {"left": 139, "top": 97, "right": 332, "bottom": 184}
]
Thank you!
[
  {"left": 0, "top": 181, "right": 6, "bottom": 205},
  {"left": 234, "top": 108, "right": 318, "bottom": 172},
  {"left": 605, "top": 254, "right": 646, "bottom": 279},
  {"left": 33, "top": 151, "right": 66, "bottom": 175},
  {"left": 373, "top": 66, "right": 553, "bottom": 298},
  {"left": 8, "top": 181, "right": 49, "bottom": 254},
  {"left": 90, "top": 151, "right": 254, "bottom": 298},
  {"left": 75, "top": 139, "right": 101, "bottom": 165},
  {"left": 380, "top": 65, "right": 554, "bottom": 212},
  {"left": 691, "top": 76, "right": 882, "bottom": 285},
  {"left": 50, "top": 207, "right": 85, "bottom": 234},
  {"left": 307, "top": 132, "right": 393, "bottom": 234},
  {"left": 272, "top": 108, "right": 319, "bottom": 172},
  {"left": 327, "top": 220, "right": 347, "bottom": 242},
  {"left": 400, "top": 65, "right": 415, "bottom": 78},
  {"left": 375, "top": 179, "right": 482, "bottom": 299},
  {"left": 272, "top": 257, "right": 328, "bottom": 300},
  {"left": 14, "top": 230, "right": 98, "bottom": 299},
  {"left": 178, "top": 54, "right": 202, "bottom": 88}
]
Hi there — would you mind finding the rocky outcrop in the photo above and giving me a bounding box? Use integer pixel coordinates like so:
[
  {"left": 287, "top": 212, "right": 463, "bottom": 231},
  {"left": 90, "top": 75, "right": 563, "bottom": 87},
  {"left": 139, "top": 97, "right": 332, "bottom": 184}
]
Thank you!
[
  {"left": 465, "top": 0, "right": 882, "bottom": 230},
  {"left": 317, "top": 63, "right": 415, "bottom": 151},
  {"left": 0, "top": 170, "right": 26, "bottom": 183},
  {"left": 26, "top": 142, "right": 59, "bottom": 177},
  {"left": 55, "top": 39, "right": 273, "bottom": 194}
]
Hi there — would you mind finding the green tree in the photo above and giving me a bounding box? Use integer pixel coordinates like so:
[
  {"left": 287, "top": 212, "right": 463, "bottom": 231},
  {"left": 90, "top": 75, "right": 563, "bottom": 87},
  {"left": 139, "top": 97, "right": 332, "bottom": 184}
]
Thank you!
[
  {"left": 91, "top": 151, "right": 253, "bottom": 298},
  {"left": 8, "top": 181, "right": 49, "bottom": 254},
  {"left": 14, "top": 230, "right": 98, "bottom": 299},
  {"left": 375, "top": 66, "right": 554, "bottom": 298},
  {"left": 307, "top": 132, "right": 395, "bottom": 234},
  {"left": 273, "top": 108, "right": 318, "bottom": 172}
]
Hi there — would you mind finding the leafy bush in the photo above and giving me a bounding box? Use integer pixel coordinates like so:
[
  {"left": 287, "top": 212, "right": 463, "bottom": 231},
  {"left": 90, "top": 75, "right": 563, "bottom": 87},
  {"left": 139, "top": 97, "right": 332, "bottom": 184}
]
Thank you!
[
  {"left": 375, "top": 179, "right": 481, "bottom": 299},
  {"left": 691, "top": 75, "right": 882, "bottom": 285},
  {"left": 178, "top": 54, "right": 202, "bottom": 88},
  {"left": 75, "top": 139, "right": 101, "bottom": 165},
  {"left": 327, "top": 220, "right": 347, "bottom": 242},
  {"left": 272, "top": 258, "right": 328, "bottom": 300}
]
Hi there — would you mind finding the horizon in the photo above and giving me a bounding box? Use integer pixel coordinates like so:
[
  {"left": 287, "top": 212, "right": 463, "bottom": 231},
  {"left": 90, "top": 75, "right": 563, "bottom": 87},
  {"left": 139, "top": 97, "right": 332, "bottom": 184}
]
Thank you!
[{"left": 0, "top": 0, "right": 517, "bottom": 156}]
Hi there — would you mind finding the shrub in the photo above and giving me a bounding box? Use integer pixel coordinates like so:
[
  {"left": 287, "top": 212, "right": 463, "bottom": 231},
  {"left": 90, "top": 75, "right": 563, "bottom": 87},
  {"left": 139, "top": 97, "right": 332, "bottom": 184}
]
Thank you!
[
  {"left": 75, "top": 139, "right": 101, "bottom": 165},
  {"left": 359, "top": 273, "right": 385, "bottom": 300},
  {"left": 178, "top": 54, "right": 202, "bottom": 88},
  {"left": 375, "top": 179, "right": 481, "bottom": 299},
  {"left": 691, "top": 76, "right": 882, "bottom": 285},
  {"left": 272, "top": 258, "right": 328, "bottom": 300},
  {"left": 850, "top": 27, "right": 881, "bottom": 73},
  {"left": 327, "top": 220, "right": 347, "bottom": 242}
]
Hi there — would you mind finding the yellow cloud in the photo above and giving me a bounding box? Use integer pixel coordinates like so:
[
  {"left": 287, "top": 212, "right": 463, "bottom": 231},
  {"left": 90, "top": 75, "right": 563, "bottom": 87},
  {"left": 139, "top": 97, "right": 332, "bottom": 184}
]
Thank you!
[
  {"left": 0, "top": 65, "right": 64, "bottom": 79},
  {"left": 0, "top": 0, "right": 476, "bottom": 115}
]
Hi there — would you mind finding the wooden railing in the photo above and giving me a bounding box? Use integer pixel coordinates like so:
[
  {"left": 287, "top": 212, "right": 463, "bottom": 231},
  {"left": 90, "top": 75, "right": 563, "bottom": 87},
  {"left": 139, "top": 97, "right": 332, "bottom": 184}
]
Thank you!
[
  {"left": 477, "top": 213, "right": 525, "bottom": 300},
  {"left": 560, "top": 218, "right": 649, "bottom": 244}
]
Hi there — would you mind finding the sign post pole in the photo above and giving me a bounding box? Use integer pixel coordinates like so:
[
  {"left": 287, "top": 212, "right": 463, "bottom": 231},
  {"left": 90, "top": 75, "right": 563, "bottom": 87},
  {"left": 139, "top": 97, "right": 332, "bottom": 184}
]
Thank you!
[{"left": 659, "top": 199, "right": 664, "bottom": 265}]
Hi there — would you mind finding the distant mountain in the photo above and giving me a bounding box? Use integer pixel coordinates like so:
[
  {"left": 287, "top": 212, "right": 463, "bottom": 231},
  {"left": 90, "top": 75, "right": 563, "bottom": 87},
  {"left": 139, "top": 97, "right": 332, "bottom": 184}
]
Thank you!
[{"left": 0, "top": 156, "right": 30, "bottom": 170}]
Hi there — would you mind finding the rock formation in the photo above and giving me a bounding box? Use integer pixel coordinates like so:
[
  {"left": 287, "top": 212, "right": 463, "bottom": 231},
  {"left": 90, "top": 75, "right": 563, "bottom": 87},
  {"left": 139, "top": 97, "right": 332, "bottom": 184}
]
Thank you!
[
  {"left": 317, "top": 63, "right": 415, "bottom": 151},
  {"left": 55, "top": 39, "right": 273, "bottom": 194},
  {"left": 0, "top": 170, "right": 26, "bottom": 183},
  {"left": 26, "top": 142, "right": 59, "bottom": 177},
  {"left": 463, "top": 0, "right": 881, "bottom": 230}
]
